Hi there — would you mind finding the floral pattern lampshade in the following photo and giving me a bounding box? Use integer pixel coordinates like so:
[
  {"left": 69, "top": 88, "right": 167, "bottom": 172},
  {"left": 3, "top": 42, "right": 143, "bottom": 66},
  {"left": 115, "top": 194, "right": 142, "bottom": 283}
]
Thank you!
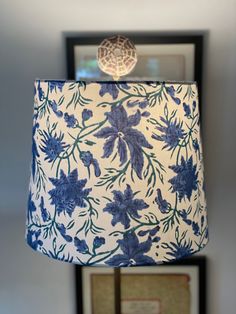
[{"left": 26, "top": 79, "right": 209, "bottom": 266}]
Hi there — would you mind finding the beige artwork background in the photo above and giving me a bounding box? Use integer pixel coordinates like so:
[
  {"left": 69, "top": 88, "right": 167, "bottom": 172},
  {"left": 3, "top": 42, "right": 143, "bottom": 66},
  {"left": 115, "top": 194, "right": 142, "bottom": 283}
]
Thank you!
[{"left": 91, "top": 273, "right": 190, "bottom": 314}]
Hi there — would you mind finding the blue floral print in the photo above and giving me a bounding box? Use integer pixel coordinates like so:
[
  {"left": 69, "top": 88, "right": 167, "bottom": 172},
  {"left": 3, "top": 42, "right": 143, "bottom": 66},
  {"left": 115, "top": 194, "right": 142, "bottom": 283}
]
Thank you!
[
  {"left": 64, "top": 112, "right": 77, "bottom": 128},
  {"left": 93, "top": 236, "right": 105, "bottom": 249},
  {"left": 127, "top": 98, "right": 149, "bottom": 109},
  {"left": 27, "top": 229, "right": 43, "bottom": 251},
  {"left": 99, "top": 82, "right": 130, "bottom": 100},
  {"left": 183, "top": 102, "right": 191, "bottom": 117},
  {"left": 192, "top": 221, "right": 200, "bottom": 236},
  {"left": 26, "top": 80, "right": 208, "bottom": 266},
  {"left": 74, "top": 237, "right": 89, "bottom": 254},
  {"left": 166, "top": 239, "right": 193, "bottom": 260},
  {"left": 40, "top": 131, "right": 68, "bottom": 163},
  {"left": 94, "top": 105, "right": 153, "bottom": 179},
  {"left": 179, "top": 209, "right": 192, "bottom": 225},
  {"left": 164, "top": 227, "right": 194, "bottom": 260},
  {"left": 106, "top": 231, "right": 156, "bottom": 266},
  {"left": 155, "top": 189, "right": 169, "bottom": 213},
  {"left": 82, "top": 108, "right": 93, "bottom": 121},
  {"left": 80, "top": 151, "right": 101, "bottom": 177},
  {"left": 138, "top": 225, "right": 160, "bottom": 238},
  {"left": 47, "top": 80, "right": 65, "bottom": 93},
  {"left": 39, "top": 197, "right": 50, "bottom": 222},
  {"left": 193, "top": 139, "right": 200, "bottom": 153},
  {"left": 152, "top": 117, "right": 185, "bottom": 151},
  {"left": 56, "top": 223, "right": 72, "bottom": 242},
  {"left": 169, "top": 156, "right": 198, "bottom": 202},
  {"left": 179, "top": 209, "right": 201, "bottom": 237},
  {"left": 49, "top": 100, "right": 63, "bottom": 117},
  {"left": 27, "top": 191, "right": 36, "bottom": 220},
  {"left": 103, "top": 184, "right": 149, "bottom": 229},
  {"left": 48, "top": 169, "right": 92, "bottom": 217},
  {"left": 165, "top": 85, "right": 181, "bottom": 105}
]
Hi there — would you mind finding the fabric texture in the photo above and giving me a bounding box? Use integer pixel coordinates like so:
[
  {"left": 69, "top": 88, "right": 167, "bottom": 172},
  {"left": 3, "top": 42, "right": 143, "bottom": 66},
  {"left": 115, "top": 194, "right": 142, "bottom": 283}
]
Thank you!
[{"left": 26, "top": 80, "right": 209, "bottom": 266}]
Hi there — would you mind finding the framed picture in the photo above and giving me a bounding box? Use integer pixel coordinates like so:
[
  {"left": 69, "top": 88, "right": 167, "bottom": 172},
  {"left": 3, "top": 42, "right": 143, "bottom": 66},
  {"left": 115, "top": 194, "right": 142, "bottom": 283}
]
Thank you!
[
  {"left": 75, "top": 256, "right": 207, "bottom": 314},
  {"left": 66, "top": 32, "right": 204, "bottom": 103}
]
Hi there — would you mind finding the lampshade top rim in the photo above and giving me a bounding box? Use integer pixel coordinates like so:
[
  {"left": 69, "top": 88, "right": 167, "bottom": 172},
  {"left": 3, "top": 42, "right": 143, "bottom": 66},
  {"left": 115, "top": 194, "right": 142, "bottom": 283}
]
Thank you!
[{"left": 35, "top": 78, "right": 197, "bottom": 85}]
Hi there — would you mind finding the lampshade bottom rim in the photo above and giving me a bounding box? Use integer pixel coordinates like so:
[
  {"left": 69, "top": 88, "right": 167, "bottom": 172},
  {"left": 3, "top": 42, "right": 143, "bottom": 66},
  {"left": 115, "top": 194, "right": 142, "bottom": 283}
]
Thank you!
[{"left": 26, "top": 236, "right": 209, "bottom": 267}]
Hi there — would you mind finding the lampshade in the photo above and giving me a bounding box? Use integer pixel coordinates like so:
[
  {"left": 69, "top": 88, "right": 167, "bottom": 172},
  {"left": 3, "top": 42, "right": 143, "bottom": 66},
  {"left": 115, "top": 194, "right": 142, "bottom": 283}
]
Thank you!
[{"left": 26, "top": 79, "right": 209, "bottom": 266}]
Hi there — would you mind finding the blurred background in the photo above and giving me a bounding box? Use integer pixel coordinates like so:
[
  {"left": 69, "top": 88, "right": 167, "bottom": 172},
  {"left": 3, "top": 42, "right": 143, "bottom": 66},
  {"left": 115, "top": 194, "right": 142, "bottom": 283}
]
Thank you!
[{"left": 0, "top": 0, "right": 236, "bottom": 313}]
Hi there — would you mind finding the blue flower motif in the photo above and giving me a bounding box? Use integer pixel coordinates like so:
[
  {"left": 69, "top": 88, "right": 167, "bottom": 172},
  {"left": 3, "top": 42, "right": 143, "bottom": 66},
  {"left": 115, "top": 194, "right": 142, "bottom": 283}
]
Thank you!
[
  {"left": 47, "top": 80, "right": 65, "bottom": 93},
  {"left": 155, "top": 189, "right": 169, "bottom": 213},
  {"left": 165, "top": 85, "right": 181, "bottom": 105},
  {"left": 152, "top": 117, "right": 185, "bottom": 150},
  {"left": 27, "top": 229, "right": 43, "bottom": 250},
  {"left": 40, "top": 131, "right": 68, "bottom": 163},
  {"left": 82, "top": 109, "right": 93, "bottom": 121},
  {"left": 56, "top": 223, "right": 72, "bottom": 242},
  {"left": 99, "top": 82, "right": 130, "bottom": 100},
  {"left": 39, "top": 197, "right": 50, "bottom": 222},
  {"left": 74, "top": 237, "right": 89, "bottom": 253},
  {"left": 169, "top": 156, "right": 198, "bottom": 202},
  {"left": 31, "top": 123, "right": 40, "bottom": 180},
  {"left": 64, "top": 112, "right": 77, "bottom": 128},
  {"left": 103, "top": 184, "right": 149, "bottom": 229},
  {"left": 27, "top": 191, "right": 36, "bottom": 220},
  {"left": 93, "top": 236, "right": 105, "bottom": 249},
  {"left": 166, "top": 238, "right": 193, "bottom": 260},
  {"left": 49, "top": 169, "right": 92, "bottom": 217},
  {"left": 183, "top": 103, "right": 191, "bottom": 117},
  {"left": 94, "top": 105, "right": 153, "bottom": 179},
  {"left": 106, "top": 231, "right": 155, "bottom": 266},
  {"left": 79, "top": 151, "right": 93, "bottom": 167},
  {"left": 80, "top": 151, "right": 101, "bottom": 177},
  {"left": 49, "top": 100, "right": 63, "bottom": 117}
]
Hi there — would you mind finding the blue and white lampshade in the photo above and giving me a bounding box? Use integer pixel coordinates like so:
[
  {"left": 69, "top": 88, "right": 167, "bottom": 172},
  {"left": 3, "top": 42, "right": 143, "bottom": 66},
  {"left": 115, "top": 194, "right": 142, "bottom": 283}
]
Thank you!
[{"left": 26, "top": 79, "right": 209, "bottom": 267}]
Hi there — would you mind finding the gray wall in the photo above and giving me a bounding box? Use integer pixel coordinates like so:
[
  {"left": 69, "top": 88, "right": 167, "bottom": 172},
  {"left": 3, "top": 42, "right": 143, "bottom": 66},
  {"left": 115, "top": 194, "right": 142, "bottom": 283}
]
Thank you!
[{"left": 0, "top": 0, "right": 236, "bottom": 313}]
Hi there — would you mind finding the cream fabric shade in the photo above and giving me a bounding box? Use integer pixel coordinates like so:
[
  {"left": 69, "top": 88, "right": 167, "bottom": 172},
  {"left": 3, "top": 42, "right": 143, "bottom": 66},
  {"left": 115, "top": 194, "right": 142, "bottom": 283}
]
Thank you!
[{"left": 26, "top": 80, "right": 209, "bottom": 266}]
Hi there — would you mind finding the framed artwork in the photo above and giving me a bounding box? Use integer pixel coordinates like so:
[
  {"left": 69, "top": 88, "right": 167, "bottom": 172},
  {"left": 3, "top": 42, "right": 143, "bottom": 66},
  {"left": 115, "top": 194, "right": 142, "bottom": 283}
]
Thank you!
[
  {"left": 75, "top": 256, "right": 207, "bottom": 314},
  {"left": 66, "top": 32, "right": 204, "bottom": 104}
]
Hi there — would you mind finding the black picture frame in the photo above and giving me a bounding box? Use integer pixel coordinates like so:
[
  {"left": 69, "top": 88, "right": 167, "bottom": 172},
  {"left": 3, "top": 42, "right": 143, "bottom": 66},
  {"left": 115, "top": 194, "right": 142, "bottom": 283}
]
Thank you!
[
  {"left": 75, "top": 255, "right": 207, "bottom": 314},
  {"left": 65, "top": 32, "right": 204, "bottom": 106}
]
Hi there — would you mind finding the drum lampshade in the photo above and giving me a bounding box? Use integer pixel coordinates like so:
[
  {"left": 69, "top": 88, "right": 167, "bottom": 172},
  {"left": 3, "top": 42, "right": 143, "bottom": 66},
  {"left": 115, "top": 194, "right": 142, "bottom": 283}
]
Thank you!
[{"left": 26, "top": 79, "right": 209, "bottom": 266}]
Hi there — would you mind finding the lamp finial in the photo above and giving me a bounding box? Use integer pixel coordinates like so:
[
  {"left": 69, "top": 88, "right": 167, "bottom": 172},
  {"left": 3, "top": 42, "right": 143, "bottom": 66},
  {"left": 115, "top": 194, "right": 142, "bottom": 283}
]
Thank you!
[{"left": 97, "top": 34, "right": 137, "bottom": 80}]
